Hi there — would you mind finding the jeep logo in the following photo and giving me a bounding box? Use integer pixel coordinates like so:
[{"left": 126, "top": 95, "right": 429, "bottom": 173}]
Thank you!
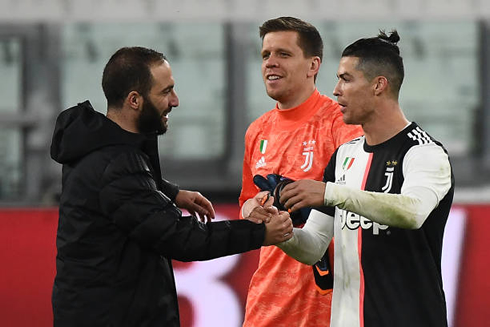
[{"left": 339, "top": 209, "right": 389, "bottom": 235}]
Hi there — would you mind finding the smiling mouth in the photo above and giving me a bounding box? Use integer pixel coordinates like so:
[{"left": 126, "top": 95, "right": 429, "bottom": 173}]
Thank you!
[
  {"left": 266, "top": 74, "right": 282, "bottom": 81},
  {"left": 162, "top": 108, "right": 172, "bottom": 118}
]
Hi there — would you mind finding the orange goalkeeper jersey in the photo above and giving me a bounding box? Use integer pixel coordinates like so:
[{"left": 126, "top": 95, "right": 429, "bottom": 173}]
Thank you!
[{"left": 240, "top": 89, "right": 363, "bottom": 327}]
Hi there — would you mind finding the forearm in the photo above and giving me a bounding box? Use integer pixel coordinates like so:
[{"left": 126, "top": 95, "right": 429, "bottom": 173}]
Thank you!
[
  {"left": 323, "top": 182, "right": 437, "bottom": 229},
  {"left": 324, "top": 143, "right": 453, "bottom": 229},
  {"left": 160, "top": 218, "right": 265, "bottom": 262},
  {"left": 277, "top": 209, "right": 333, "bottom": 265}
]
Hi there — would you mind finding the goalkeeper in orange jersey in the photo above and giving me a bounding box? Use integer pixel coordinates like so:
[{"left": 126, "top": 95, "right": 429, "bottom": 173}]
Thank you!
[{"left": 239, "top": 16, "right": 363, "bottom": 327}]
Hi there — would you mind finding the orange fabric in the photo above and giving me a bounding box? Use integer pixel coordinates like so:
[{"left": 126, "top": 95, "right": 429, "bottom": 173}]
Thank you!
[{"left": 240, "top": 90, "right": 363, "bottom": 327}]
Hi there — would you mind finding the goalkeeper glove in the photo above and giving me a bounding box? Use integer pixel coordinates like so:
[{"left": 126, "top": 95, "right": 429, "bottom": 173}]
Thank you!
[{"left": 253, "top": 173, "right": 310, "bottom": 226}]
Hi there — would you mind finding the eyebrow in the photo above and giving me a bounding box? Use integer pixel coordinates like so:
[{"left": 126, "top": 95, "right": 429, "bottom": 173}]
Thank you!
[
  {"left": 275, "top": 47, "right": 291, "bottom": 52},
  {"left": 261, "top": 47, "right": 292, "bottom": 55},
  {"left": 162, "top": 84, "right": 174, "bottom": 93}
]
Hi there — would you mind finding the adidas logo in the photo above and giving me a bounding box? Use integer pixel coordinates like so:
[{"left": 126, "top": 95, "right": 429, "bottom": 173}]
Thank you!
[
  {"left": 337, "top": 175, "right": 346, "bottom": 185},
  {"left": 255, "top": 156, "right": 266, "bottom": 169},
  {"left": 407, "top": 127, "right": 432, "bottom": 145}
]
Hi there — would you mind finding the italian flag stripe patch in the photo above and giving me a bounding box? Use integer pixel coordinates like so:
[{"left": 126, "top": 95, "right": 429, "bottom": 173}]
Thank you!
[
  {"left": 343, "top": 157, "right": 355, "bottom": 170},
  {"left": 260, "top": 140, "right": 268, "bottom": 154}
]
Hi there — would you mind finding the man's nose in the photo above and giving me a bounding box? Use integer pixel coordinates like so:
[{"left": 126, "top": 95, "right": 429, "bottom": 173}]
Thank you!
[
  {"left": 171, "top": 91, "right": 179, "bottom": 107},
  {"left": 333, "top": 83, "right": 341, "bottom": 97},
  {"left": 265, "top": 56, "right": 278, "bottom": 68}
]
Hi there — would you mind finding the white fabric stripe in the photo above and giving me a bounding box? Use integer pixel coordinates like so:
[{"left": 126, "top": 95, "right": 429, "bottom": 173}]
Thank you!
[
  {"left": 330, "top": 138, "right": 370, "bottom": 327},
  {"left": 407, "top": 126, "right": 432, "bottom": 145}
]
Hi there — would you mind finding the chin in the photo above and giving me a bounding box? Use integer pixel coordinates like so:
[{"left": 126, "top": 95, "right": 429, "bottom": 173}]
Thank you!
[
  {"left": 266, "top": 89, "right": 281, "bottom": 101},
  {"left": 157, "top": 126, "right": 168, "bottom": 135},
  {"left": 342, "top": 115, "right": 354, "bottom": 125}
]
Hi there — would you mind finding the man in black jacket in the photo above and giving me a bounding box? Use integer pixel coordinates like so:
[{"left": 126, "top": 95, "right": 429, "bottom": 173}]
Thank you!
[{"left": 50, "top": 46, "right": 292, "bottom": 327}]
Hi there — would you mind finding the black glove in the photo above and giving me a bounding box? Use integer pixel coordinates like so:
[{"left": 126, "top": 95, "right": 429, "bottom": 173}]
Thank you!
[{"left": 253, "top": 174, "right": 310, "bottom": 226}]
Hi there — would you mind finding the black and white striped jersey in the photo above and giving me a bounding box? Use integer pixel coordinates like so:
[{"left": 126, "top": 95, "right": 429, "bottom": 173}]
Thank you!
[{"left": 323, "top": 122, "right": 454, "bottom": 327}]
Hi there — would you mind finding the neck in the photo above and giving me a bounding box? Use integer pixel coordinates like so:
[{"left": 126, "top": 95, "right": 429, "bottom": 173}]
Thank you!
[
  {"left": 106, "top": 107, "right": 139, "bottom": 133},
  {"left": 277, "top": 85, "right": 316, "bottom": 110},
  {"left": 363, "top": 104, "right": 409, "bottom": 146}
]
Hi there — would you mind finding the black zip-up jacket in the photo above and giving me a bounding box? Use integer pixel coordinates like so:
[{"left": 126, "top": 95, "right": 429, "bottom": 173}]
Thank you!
[{"left": 50, "top": 101, "right": 265, "bottom": 327}]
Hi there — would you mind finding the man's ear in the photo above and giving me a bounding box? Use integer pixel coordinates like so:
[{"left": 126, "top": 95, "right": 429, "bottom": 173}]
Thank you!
[
  {"left": 307, "top": 56, "right": 321, "bottom": 78},
  {"left": 373, "top": 76, "right": 389, "bottom": 96},
  {"left": 126, "top": 91, "right": 142, "bottom": 110}
]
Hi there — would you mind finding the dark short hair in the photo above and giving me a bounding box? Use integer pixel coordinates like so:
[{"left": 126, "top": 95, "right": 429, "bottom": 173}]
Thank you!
[
  {"left": 342, "top": 30, "right": 404, "bottom": 98},
  {"left": 259, "top": 16, "right": 323, "bottom": 61},
  {"left": 102, "top": 47, "right": 167, "bottom": 108}
]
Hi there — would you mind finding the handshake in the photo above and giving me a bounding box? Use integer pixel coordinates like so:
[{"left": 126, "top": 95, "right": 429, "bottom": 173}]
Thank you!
[
  {"left": 243, "top": 173, "right": 328, "bottom": 245},
  {"left": 251, "top": 174, "right": 334, "bottom": 291}
]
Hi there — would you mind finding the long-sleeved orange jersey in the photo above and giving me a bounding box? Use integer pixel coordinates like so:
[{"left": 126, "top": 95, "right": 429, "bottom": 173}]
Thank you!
[{"left": 240, "top": 89, "right": 363, "bottom": 327}]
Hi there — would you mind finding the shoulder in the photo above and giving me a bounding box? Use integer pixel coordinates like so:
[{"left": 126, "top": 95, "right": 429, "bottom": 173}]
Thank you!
[
  {"left": 404, "top": 141, "right": 452, "bottom": 175},
  {"left": 68, "top": 145, "right": 153, "bottom": 194},
  {"left": 402, "top": 123, "right": 440, "bottom": 146},
  {"left": 397, "top": 124, "right": 452, "bottom": 175},
  {"left": 339, "top": 135, "right": 365, "bottom": 148},
  {"left": 245, "top": 110, "right": 275, "bottom": 137},
  {"left": 97, "top": 146, "right": 152, "bottom": 182},
  {"left": 106, "top": 146, "right": 150, "bottom": 172},
  {"left": 335, "top": 136, "right": 365, "bottom": 157},
  {"left": 250, "top": 109, "right": 276, "bottom": 126},
  {"left": 75, "top": 144, "right": 144, "bottom": 171},
  {"left": 316, "top": 94, "right": 341, "bottom": 114},
  {"left": 399, "top": 123, "right": 450, "bottom": 157}
]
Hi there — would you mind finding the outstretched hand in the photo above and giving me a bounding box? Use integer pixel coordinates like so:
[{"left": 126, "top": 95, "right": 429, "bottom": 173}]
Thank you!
[
  {"left": 262, "top": 207, "right": 293, "bottom": 246},
  {"left": 175, "top": 190, "right": 216, "bottom": 223},
  {"left": 279, "top": 179, "right": 326, "bottom": 212},
  {"left": 243, "top": 191, "right": 275, "bottom": 224}
]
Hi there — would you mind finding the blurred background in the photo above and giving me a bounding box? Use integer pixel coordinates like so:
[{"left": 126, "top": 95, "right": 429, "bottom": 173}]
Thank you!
[
  {"left": 0, "top": 0, "right": 489, "bottom": 204},
  {"left": 0, "top": 0, "right": 489, "bottom": 326}
]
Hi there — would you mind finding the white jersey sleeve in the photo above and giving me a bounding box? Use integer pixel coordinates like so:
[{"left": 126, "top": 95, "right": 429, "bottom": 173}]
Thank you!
[
  {"left": 276, "top": 209, "right": 334, "bottom": 265},
  {"left": 323, "top": 142, "right": 452, "bottom": 229}
]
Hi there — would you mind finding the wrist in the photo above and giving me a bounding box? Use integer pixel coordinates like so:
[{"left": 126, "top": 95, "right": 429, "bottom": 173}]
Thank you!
[{"left": 324, "top": 182, "right": 335, "bottom": 206}]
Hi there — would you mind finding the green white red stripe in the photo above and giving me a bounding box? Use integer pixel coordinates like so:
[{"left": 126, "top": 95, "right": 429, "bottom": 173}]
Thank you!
[
  {"left": 342, "top": 157, "right": 355, "bottom": 170},
  {"left": 260, "top": 140, "right": 268, "bottom": 154}
]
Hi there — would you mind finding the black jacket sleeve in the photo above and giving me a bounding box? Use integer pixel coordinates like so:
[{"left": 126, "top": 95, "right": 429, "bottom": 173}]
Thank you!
[
  {"left": 99, "top": 150, "right": 265, "bottom": 261},
  {"left": 161, "top": 178, "right": 179, "bottom": 201}
]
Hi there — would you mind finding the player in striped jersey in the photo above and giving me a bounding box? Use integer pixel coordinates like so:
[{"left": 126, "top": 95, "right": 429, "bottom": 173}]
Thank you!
[{"left": 276, "top": 30, "right": 454, "bottom": 327}]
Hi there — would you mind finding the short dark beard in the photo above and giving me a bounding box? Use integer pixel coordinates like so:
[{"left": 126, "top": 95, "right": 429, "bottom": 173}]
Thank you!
[{"left": 137, "top": 95, "right": 167, "bottom": 135}]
